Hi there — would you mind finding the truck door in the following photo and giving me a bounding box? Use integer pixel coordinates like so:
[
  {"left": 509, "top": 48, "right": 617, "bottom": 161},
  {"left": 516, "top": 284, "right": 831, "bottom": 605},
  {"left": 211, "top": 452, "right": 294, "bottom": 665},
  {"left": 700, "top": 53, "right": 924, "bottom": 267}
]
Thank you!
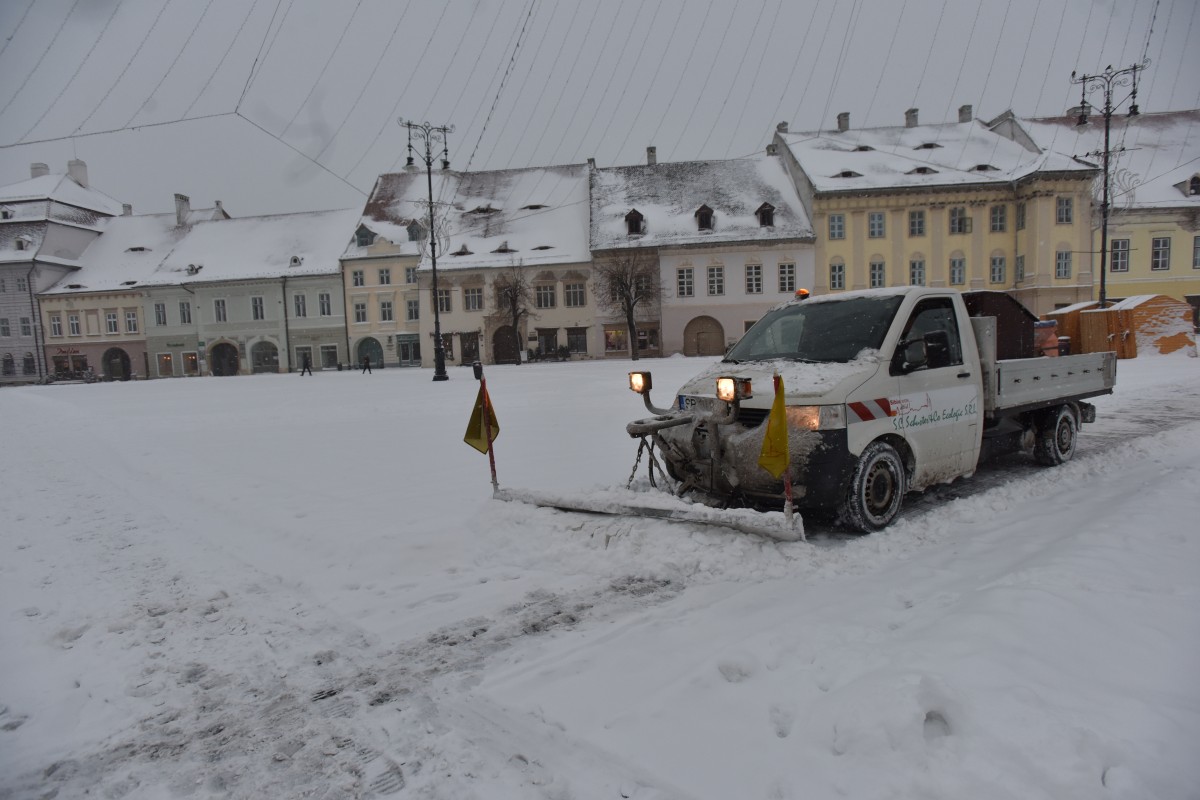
[{"left": 891, "top": 297, "right": 981, "bottom": 486}]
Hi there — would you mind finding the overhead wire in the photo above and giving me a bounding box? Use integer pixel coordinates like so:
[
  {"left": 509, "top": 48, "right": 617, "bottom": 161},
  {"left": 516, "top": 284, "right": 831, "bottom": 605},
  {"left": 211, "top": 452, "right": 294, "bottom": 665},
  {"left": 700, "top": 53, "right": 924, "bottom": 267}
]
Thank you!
[
  {"left": 0, "top": 111, "right": 239, "bottom": 150},
  {"left": 611, "top": 0, "right": 684, "bottom": 164},
  {"left": 552, "top": 0, "right": 630, "bottom": 165},
  {"left": 720, "top": 0, "right": 783, "bottom": 157},
  {"left": 123, "top": 0, "right": 218, "bottom": 128},
  {"left": 0, "top": 0, "right": 82, "bottom": 119},
  {"left": 73, "top": 0, "right": 173, "bottom": 135},
  {"left": 236, "top": 110, "right": 367, "bottom": 197},
  {"left": 182, "top": 0, "right": 263, "bottom": 119},
  {"left": 280, "top": 0, "right": 365, "bottom": 139},
  {"left": 648, "top": 0, "right": 717, "bottom": 156},
  {"left": 817, "top": 0, "right": 864, "bottom": 139},
  {"left": 584, "top": 0, "right": 661, "bottom": 162},
  {"left": 862, "top": 0, "right": 907, "bottom": 127},
  {"left": 766, "top": 0, "right": 823, "bottom": 132},
  {"left": 672, "top": 0, "right": 744, "bottom": 159},
  {"left": 0, "top": 0, "right": 36, "bottom": 62},
  {"left": 236, "top": 0, "right": 290, "bottom": 112}
]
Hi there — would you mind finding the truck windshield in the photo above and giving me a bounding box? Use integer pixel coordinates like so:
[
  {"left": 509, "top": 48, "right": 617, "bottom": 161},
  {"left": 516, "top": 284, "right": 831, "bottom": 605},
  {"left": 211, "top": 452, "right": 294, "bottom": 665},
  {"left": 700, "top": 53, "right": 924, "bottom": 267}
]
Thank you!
[{"left": 725, "top": 294, "right": 904, "bottom": 363}]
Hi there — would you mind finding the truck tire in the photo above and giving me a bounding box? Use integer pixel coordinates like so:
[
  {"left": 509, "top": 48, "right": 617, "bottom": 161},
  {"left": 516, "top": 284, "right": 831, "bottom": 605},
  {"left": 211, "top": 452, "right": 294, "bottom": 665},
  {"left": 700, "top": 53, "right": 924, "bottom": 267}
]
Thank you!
[
  {"left": 839, "top": 441, "right": 907, "bottom": 532},
  {"left": 1033, "top": 404, "right": 1077, "bottom": 466}
]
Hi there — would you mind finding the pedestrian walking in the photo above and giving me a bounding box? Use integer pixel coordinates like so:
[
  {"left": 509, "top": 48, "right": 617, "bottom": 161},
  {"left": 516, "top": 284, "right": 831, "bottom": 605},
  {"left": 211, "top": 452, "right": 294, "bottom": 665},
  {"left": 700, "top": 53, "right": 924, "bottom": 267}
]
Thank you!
[
  {"left": 361, "top": 355, "right": 372, "bottom": 374},
  {"left": 300, "top": 353, "right": 313, "bottom": 376}
]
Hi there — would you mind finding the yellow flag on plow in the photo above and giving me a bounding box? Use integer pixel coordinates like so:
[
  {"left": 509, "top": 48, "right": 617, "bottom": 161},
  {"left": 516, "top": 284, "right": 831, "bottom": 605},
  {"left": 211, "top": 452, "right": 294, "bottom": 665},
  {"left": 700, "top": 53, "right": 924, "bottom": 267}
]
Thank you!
[
  {"left": 464, "top": 384, "right": 500, "bottom": 454},
  {"left": 758, "top": 373, "right": 789, "bottom": 479}
]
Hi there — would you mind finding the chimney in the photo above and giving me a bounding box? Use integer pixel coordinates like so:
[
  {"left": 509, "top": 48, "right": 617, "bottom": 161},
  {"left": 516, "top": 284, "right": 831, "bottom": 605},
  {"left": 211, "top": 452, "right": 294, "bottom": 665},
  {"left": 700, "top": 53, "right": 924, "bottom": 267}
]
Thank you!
[
  {"left": 905, "top": 108, "right": 919, "bottom": 128},
  {"left": 31, "top": 162, "right": 49, "bottom": 179},
  {"left": 958, "top": 104, "right": 973, "bottom": 123},
  {"left": 765, "top": 143, "right": 778, "bottom": 156},
  {"left": 214, "top": 200, "right": 226, "bottom": 218},
  {"left": 122, "top": 204, "right": 132, "bottom": 216},
  {"left": 174, "top": 193, "right": 191, "bottom": 227},
  {"left": 67, "top": 159, "right": 88, "bottom": 187},
  {"left": 837, "top": 112, "right": 850, "bottom": 132},
  {"left": 776, "top": 121, "right": 789, "bottom": 133},
  {"left": 586, "top": 157, "right": 596, "bottom": 169},
  {"left": 646, "top": 146, "right": 657, "bottom": 166}
]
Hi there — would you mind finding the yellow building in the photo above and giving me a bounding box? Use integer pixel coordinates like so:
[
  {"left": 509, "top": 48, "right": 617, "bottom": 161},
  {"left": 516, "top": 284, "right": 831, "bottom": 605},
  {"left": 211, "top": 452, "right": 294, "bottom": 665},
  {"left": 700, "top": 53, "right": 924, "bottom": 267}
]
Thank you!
[
  {"left": 1022, "top": 110, "right": 1200, "bottom": 326},
  {"left": 773, "top": 107, "right": 1098, "bottom": 316},
  {"left": 341, "top": 220, "right": 425, "bottom": 368}
]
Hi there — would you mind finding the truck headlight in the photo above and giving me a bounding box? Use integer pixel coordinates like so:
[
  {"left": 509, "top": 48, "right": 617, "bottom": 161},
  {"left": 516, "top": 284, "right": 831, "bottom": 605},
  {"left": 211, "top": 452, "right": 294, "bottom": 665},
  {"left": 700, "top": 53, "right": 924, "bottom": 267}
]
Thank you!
[
  {"left": 629, "top": 371, "right": 651, "bottom": 394},
  {"left": 715, "top": 377, "right": 752, "bottom": 403},
  {"left": 785, "top": 405, "right": 846, "bottom": 430}
]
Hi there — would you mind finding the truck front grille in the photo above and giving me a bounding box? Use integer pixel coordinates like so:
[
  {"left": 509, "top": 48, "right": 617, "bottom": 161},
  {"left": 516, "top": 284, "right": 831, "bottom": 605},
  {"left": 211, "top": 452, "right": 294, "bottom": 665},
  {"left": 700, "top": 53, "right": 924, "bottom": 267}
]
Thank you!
[{"left": 737, "top": 407, "right": 768, "bottom": 428}]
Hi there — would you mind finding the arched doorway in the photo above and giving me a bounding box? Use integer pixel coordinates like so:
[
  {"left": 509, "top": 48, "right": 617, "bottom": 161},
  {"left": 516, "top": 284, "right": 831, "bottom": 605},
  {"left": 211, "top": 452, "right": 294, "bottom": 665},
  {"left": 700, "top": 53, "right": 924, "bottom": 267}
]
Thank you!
[
  {"left": 250, "top": 341, "right": 279, "bottom": 373},
  {"left": 210, "top": 342, "right": 240, "bottom": 376},
  {"left": 102, "top": 347, "right": 131, "bottom": 381},
  {"left": 683, "top": 316, "right": 726, "bottom": 356},
  {"left": 492, "top": 326, "right": 520, "bottom": 364},
  {"left": 356, "top": 337, "right": 383, "bottom": 368}
]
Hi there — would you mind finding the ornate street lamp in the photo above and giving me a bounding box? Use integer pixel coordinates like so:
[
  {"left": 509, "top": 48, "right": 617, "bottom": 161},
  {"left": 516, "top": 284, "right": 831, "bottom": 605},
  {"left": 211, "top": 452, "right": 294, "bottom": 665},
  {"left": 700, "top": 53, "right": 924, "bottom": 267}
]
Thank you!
[{"left": 399, "top": 118, "right": 455, "bottom": 381}]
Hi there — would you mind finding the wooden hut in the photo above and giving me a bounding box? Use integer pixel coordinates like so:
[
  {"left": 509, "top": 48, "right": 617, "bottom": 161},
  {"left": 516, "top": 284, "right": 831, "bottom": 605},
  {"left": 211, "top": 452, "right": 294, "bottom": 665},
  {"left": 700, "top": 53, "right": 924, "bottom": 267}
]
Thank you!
[{"left": 1109, "top": 295, "right": 1196, "bottom": 355}]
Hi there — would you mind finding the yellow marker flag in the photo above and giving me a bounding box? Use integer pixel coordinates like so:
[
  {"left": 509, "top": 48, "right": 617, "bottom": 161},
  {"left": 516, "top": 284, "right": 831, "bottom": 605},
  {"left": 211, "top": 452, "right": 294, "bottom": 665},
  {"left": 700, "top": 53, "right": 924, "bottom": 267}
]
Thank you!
[
  {"left": 464, "top": 384, "right": 500, "bottom": 454},
  {"left": 758, "top": 373, "right": 789, "bottom": 479}
]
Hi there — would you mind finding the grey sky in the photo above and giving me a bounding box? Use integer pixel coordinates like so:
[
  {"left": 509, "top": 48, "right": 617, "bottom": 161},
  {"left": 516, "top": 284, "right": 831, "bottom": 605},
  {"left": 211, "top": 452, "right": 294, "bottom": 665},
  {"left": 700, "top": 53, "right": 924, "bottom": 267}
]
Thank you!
[{"left": 0, "top": 0, "right": 1195, "bottom": 216}]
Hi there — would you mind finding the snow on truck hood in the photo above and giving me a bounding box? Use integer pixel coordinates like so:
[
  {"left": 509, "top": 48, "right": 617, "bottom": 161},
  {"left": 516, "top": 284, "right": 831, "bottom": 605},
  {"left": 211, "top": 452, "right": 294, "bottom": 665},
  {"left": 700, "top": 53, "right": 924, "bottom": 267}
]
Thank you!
[{"left": 676, "top": 352, "right": 882, "bottom": 407}]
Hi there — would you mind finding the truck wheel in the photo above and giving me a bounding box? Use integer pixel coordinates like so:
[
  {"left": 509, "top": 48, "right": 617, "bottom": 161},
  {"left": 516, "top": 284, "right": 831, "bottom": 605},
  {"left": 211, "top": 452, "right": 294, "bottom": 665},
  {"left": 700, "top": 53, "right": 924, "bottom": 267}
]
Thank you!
[
  {"left": 1033, "top": 405, "right": 1077, "bottom": 466},
  {"left": 839, "top": 441, "right": 907, "bottom": 532}
]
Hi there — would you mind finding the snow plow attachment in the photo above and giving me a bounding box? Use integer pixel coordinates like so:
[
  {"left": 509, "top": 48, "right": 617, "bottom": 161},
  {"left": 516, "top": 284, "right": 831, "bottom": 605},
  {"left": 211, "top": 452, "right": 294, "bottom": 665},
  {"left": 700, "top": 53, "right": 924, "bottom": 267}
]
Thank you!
[{"left": 493, "top": 487, "right": 805, "bottom": 542}]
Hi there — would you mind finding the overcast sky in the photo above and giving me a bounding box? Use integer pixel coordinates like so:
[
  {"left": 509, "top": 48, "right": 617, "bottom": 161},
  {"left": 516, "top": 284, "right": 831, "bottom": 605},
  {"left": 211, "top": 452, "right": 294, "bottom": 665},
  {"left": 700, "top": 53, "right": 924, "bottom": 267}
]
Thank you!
[{"left": 0, "top": 0, "right": 1196, "bottom": 217}]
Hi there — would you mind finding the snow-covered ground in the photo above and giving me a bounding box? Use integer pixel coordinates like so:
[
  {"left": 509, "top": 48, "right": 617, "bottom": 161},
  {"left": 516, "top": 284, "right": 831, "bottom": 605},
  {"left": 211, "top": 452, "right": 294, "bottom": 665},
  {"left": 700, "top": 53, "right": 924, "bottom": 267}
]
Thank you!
[{"left": 2, "top": 352, "right": 1198, "bottom": 800}]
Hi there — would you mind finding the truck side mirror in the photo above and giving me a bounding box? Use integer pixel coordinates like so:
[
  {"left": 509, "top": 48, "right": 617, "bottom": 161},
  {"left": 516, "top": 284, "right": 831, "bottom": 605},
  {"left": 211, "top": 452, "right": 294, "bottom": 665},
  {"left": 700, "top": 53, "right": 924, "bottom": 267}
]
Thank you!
[{"left": 893, "top": 338, "right": 928, "bottom": 374}]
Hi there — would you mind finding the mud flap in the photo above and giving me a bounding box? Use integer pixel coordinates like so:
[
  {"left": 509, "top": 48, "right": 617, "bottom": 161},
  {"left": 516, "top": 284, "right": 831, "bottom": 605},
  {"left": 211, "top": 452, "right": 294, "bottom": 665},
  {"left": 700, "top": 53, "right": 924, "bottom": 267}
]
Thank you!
[{"left": 494, "top": 487, "right": 805, "bottom": 542}]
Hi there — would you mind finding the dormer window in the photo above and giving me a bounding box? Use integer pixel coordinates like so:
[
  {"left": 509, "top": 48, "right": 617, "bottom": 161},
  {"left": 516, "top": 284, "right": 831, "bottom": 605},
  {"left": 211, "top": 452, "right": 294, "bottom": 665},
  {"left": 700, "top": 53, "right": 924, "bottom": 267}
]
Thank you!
[
  {"left": 290, "top": 255, "right": 304, "bottom": 267},
  {"left": 452, "top": 244, "right": 473, "bottom": 256},
  {"left": 853, "top": 145, "right": 874, "bottom": 152},
  {"left": 532, "top": 245, "right": 553, "bottom": 250},
  {"left": 355, "top": 226, "right": 376, "bottom": 247},
  {"left": 972, "top": 164, "right": 999, "bottom": 172},
  {"left": 832, "top": 170, "right": 862, "bottom": 178},
  {"left": 0, "top": 207, "right": 13, "bottom": 220},
  {"left": 907, "top": 166, "right": 938, "bottom": 175},
  {"left": 625, "top": 209, "right": 645, "bottom": 236},
  {"left": 406, "top": 221, "right": 424, "bottom": 242},
  {"left": 120, "top": 280, "right": 137, "bottom": 286},
  {"left": 1190, "top": 176, "right": 1200, "bottom": 196},
  {"left": 520, "top": 204, "right": 548, "bottom": 210},
  {"left": 470, "top": 204, "right": 500, "bottom": 215},
  {"left": 695, "top": 204, "right": 714, "bottom": 231},
  {"left": 914, "top": 142, "right": 942, "bottom": 150},
  {"left": 491, "top": 241, "right": 517, "bottom": 253},
  {"left": 125, "top": 246, "right": 149, "bottom": 252},
  {"left": 756, "top": 202, "right": 775, "bottom": 227},
  {"left": 15, "top": 237, "right": 30, "bottom": 251}
]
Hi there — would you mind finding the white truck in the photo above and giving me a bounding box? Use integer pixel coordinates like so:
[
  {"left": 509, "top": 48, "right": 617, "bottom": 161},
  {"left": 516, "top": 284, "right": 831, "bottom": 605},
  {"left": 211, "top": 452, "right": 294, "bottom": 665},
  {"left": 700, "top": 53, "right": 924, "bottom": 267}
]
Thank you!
[{"left": 626, "top": 286, "right": 1117, "bottom": 532}]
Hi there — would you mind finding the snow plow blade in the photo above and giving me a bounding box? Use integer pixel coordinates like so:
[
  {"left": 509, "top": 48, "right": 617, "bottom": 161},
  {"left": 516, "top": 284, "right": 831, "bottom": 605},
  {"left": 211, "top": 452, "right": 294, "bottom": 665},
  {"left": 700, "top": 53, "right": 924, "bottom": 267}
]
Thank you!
[{"left": 494, "top": 487, "right": 805, "bottom": 542}]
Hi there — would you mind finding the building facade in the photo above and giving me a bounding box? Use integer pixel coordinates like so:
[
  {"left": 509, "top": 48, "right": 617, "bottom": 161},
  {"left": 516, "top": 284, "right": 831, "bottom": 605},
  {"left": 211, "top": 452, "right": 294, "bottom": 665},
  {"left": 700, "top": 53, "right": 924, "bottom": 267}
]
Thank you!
[{"left": 341, "top": 223, "right": 424, "bottom": 368}]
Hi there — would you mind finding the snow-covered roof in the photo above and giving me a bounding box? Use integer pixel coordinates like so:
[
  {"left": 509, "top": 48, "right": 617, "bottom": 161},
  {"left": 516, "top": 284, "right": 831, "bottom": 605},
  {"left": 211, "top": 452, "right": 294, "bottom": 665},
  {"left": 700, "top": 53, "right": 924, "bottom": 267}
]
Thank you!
[
  {"left": 146, "top": 208, "right": 359, "bottom": 286},
  {"left": 779, "top": 120, "right": 1094, "bottom": 194},
  {"left": 590, "top": 154, "right": 813, "bottom": 251},
  {"left": 0, "top": 172, "right": 125, "bottom": 217},
  {"left": 1021, "top": 110, "right": 1200, "bottom": 210},
  {"left": 40, "top": 212, "right": 199, "bottom": 295},
  {"left": 359, "top": 165, "right": 592, "bottom": 270}
]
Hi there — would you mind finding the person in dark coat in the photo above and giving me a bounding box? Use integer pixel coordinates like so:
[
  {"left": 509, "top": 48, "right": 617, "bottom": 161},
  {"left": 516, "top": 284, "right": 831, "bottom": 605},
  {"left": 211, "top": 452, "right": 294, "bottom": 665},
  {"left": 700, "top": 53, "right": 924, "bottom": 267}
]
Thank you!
[
  {"left": 361, "top": 355, "right": 372, "bottom": 374},
  {"left": 300, "top": 353, "right": 313, "bottom": 376}
]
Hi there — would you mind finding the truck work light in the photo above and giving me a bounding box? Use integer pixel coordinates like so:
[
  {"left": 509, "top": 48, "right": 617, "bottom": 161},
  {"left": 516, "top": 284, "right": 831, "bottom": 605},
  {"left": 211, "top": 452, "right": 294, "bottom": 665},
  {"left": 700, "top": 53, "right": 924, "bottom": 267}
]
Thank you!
[
  {"left": 715, "top": 377, "right": 752, "bottom": 403},
  {"left": 628, "top": 371, "right": 652, "bottom": 394}
]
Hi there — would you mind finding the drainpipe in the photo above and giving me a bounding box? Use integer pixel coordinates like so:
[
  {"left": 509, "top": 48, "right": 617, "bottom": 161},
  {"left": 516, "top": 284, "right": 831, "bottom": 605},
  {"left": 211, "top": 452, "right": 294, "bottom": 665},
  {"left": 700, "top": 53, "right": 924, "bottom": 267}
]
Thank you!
[
  {"left": 282, "top": 276, "right": 291, "bottom": 372},
  {"left": 181, "top": 283, "right": 197, "bottom": 373},
  {"left": 26, "top": 265, "right": 43, "bottom": 379}
]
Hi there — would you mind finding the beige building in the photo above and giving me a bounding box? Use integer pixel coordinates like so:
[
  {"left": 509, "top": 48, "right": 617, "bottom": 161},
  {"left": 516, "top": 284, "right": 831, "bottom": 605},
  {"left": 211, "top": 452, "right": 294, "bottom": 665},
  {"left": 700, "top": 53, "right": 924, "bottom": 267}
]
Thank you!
[
  {"left": 341, "top": 221, "right": 424, "bottom": 368},
  {"left": 774, "top": 107, "right": 1098, "bottom": 316}
]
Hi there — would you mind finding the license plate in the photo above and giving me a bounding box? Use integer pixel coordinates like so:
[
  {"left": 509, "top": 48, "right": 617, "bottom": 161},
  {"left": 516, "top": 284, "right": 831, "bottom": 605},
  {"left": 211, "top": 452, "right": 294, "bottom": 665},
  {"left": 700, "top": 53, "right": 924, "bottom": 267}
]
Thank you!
[{"left": 678, "top": 395, "right": 707, "bottom": 411}]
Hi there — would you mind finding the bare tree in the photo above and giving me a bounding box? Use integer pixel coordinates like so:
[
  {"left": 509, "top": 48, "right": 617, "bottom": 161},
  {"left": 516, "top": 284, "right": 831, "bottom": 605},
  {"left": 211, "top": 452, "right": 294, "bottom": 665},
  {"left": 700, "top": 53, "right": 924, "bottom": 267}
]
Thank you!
[
  {"left": 593, "top": 249, "right": 661, "bottom": 361},
  {"left": 489, "top": 262, "right": 533, "bottom": 364}
]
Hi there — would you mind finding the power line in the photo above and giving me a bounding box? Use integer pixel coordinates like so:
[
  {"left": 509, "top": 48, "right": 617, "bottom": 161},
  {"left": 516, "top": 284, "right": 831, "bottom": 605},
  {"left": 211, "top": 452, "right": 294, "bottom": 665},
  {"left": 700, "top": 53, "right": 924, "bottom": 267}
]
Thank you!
[
  {"left": 0, "top": 0, "right": 82, "bottom": 119},
  {"left": 718, "top": 0, "right": 782, "bottom": 159},
  {"left": 685, "top": 0, "right": 754, "bottom": 159},
  {"left": 817, "top": 0, "right": 864, "bottom": 138},
  {"left": 0, "top": 0, "right": 36, "bottom": 62},
  {"left": 612, "top": 0, "right": 684, "bottom": 164},
  {"left": 182, "top": 0, "right": 264, "bottom": 119},
  {"left": 236, "top": 111, "right": 367, "bottom": 197},
  {"left": 862, "top": 0, "right": 907, "bottom": 128},
  {"left": 125, "top": 0, "right": 218, "bottom": 128},
  {"left": 584, "top": 0, "right": 661, "bottom": 162},
  {"left": 280, "top": 0, "right": 364, "bottom": 139},
  {"left": 648, "top": 0, "right": 717, "bottom": 154},
  {"left": 237, "top": 0, "right": 290, "bottom": 111},
  {"left": 0, "top": 111, "right": 238, "bottom": 150}
]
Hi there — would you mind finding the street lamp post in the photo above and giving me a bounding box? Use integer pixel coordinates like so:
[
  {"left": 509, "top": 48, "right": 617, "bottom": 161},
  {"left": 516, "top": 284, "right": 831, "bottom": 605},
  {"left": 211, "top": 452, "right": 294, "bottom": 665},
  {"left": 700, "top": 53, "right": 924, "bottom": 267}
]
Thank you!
[
  {"left": 400, "top": 118, "right": 455, "bottom": 381},
  {"left": 1070, "top": 61, "right": 1147, "bottom": 308}
]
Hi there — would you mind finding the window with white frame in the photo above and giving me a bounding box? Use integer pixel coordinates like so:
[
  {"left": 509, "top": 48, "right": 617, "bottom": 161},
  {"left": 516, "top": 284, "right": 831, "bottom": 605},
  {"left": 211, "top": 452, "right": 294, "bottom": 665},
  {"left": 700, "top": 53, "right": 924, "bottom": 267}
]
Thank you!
[
  {"left": 707, "top": 266, "right": 724, "bottom": 296},
  {"left": 437, "top": 289, "right": 451, "bottom": 313},
  {"left": 1193, "top": 236, "right": 1200, "bottom": 268},
  {"left": 564, "top": 282, "right": 585, "bottom": 307},
  {"left": 1016, "top": 254, "right": 1026, "bottom": 282},
  {"left": 0, "top": 318, "right": 10, "bottom": 336},
  {"left": 69, "top": 314, "right": 80, "bottom": 335},
  {"left": 778, "top": 262, "right": 795, "bottom": 293},
  {"left": 464, "top": 286, "right": 484, "bottom": 311},
  {"left": 1056, "top": 197, "right": 1073, "bottom": 224},
  {"left": 294, "top": 293, "right": 307, "bottom": 317},
  {"left": 1016, "top": 202, "right": 1026, "bottom": 230},
  {"left": 949, "top": 257, "right": 966, "bottom": 285},
  {"left": 829, "top": 261, "right": 845, "bottom": 290},
  {"left": 354, "top": 302, "right": 367, "bottom": 323},
  {"left": 50, "top": 314, "right": 62, "bottom": 337},
  {"left": 16, "top": 277, "right": 27, "bottom": 292},
  {"left": 567, "top": 327, "right": 588, "bottom": 353},
  {"left": 949, "top": 207, "right": 969, "bottom": 234},
  {"left": 406, "top": 299, "right": 420, "bottom": 320},
  {"left": 155, "top": 303, "right": 167, "bottom": 326},
  {"left": 320, "top": 344, "right": 338, "bottom": 368},
  {"left": 352, "top": 270, "right": 364, "bottom": 287},
  {"left": 106, "top": 311, "right": 119, "bottom": 333},
  {"left": 869, "top": 259, "right": 885, "bottom": 288},
  {"left": 677, "top": 267, "right": 694, "bottom": 297},
  {"left": 319, "top": 292, "right": 332, "bottom": 316},
  {"left": 1055, "top": 250, "right": 1072, "bottom": 278},
  {"left": 125, "top": 310, "right": 138, "bottom": 333},
  {"left": 745, "top": 264, "right": 762, "bottom": 294},
  {"left": 990, "top": 256, "right": 1006, "bottom": 284},
  {"left": 214, "top": 299, "right": 227, "bottom": 322},
  {"left": 19, "top": 317, "right": 30, "bottom": 336},
  {"left": 828, "top": 214, "right": 845, "bottom": 240},
  {"left": 1110, "top": 239, "right": 1130, "bottom": 272},
  {"left": 251, "top": 296, "right": 265, "bottom": 320},
  {"left": 990, "top": 205, "right": 1006, "bottom": 232},
  {"left": 405, "top": 266, "right": 418, "bottom": 284},
  {"left": 179, "top": 301, "right": 192, "bottom": 324},
  {"left": 1151, "top": 237, "right": 1171, "bottom": 270},
  {"left": 535, "top": 284, "right": 556, "bottom": 308},
  {"left": 378, "top": 268, "right": 391, "bottom": 285},
  {"left": 909, "top": 210, "right": 925, "bottom": 236},
  {"left": 868, "top": 212, "right": 885, "bottom": 238},
  {"left": 909, "top": 259, "right": 925, "bottom": 286},
  {"left": 379, "top": 299, "right": 394, "bottom": 321}
]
